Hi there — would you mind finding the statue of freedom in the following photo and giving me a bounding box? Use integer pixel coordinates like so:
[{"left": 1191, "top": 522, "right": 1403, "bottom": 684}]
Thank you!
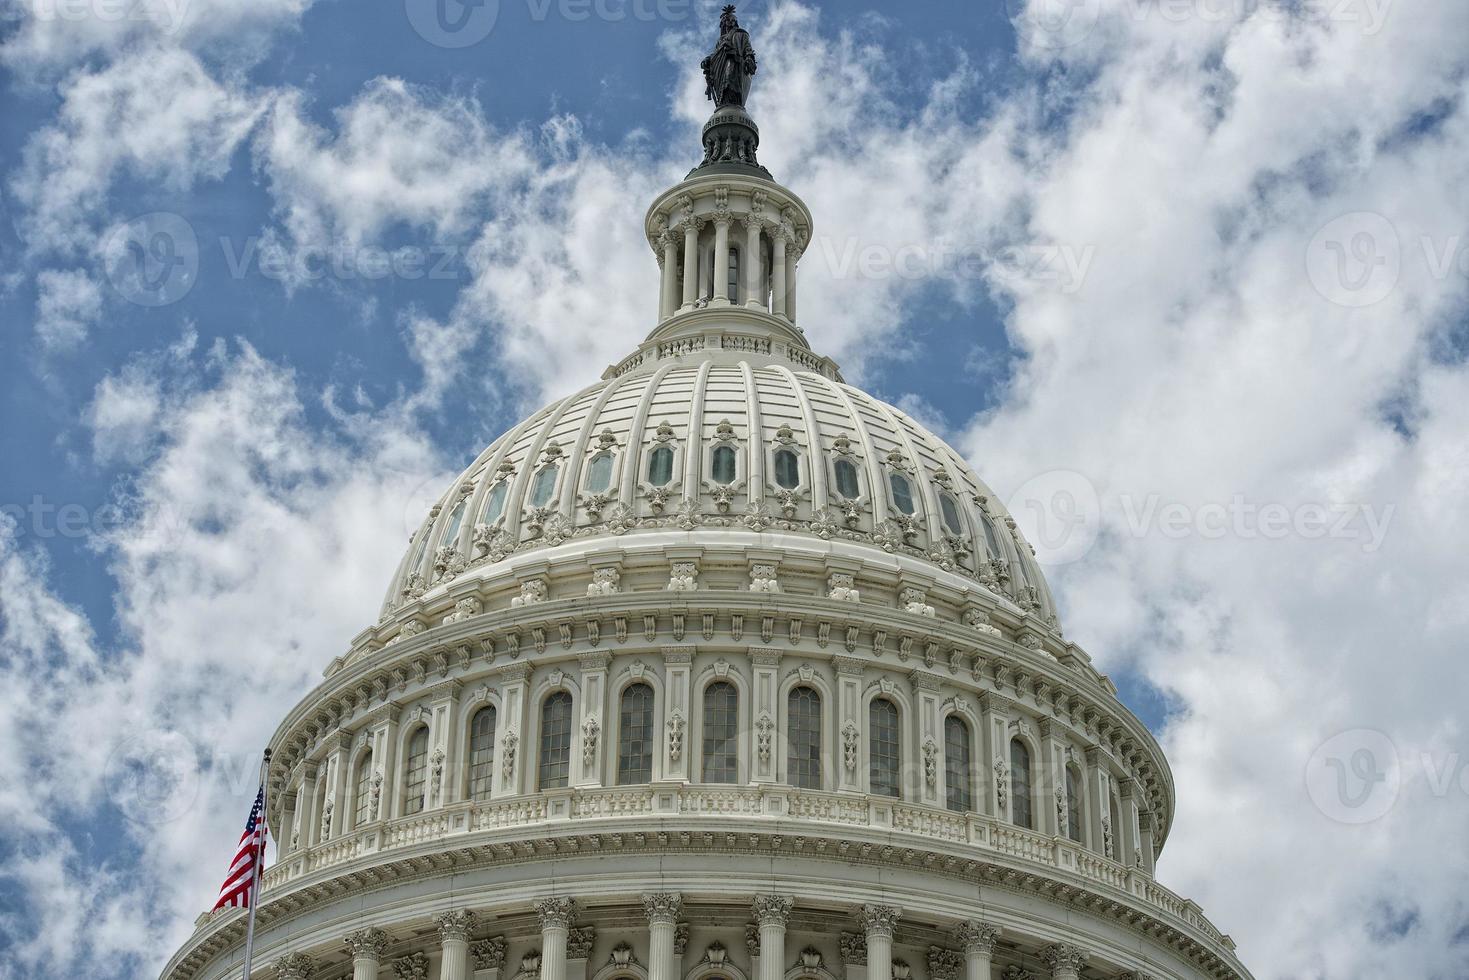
[{"left": 701, "top": 5, "right": 757, "bottom": 109}]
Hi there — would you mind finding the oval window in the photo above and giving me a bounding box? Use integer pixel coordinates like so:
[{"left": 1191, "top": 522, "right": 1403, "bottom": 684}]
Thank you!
[
  {"left": 530, "top": 465, "right": 558, "bottom": 507},
  {"left": 773, "top": 449, "right": 800, "bottom": 489},
  {"left": 585, "top": 452, "right": 613, "bottom": 494},
  {"left": 889, "top": 472, "right": 916, "bottom": 515},
  {"left": 647, "top": 446, "right": 675, "bottom": 486},
  {"left": 481, "top": 481, "right": 509, "bottom": 524},
  {"left": 711, "top": 445, "right": 737, "bottom": 485},
  {"left": 940, "top": 493, "right": 962, "bottom": 534},
  {"left": 833, "top": 458, "right": 860, "bottom": 499}
]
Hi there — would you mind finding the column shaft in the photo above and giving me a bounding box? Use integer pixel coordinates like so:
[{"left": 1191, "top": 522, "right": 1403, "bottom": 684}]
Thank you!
[
  {"left": 713, "top": 220, "right": 731, "bottom": 303},
  {"left": 745, "top": 221, "right": 764, "bottom": 308},
  {"left": 681, "top": 224, "right": 699, "bottom": 309},
  {"left": 963, "top": 948, "right": 992, "bottom": 980},
  {"left": 771, "top": 236, "right": 788, "bottom": 318},
  {"left": 661, "top": 236, "right": 680, "bottom": 319},
  {"left": 643, "top": 893, "right": 682, "bottom": 980},
  {"left": 786, "top": 248, "right": 798, "bottom": 322},
  {"left": 860, "top": 905, "right": 900, "bottom": 980},
  {"left": 540, "top": 926, "right": 568, "bottom": 980},
  {"left": 441, "top": 938, "right": 469, "bottom": 980}
]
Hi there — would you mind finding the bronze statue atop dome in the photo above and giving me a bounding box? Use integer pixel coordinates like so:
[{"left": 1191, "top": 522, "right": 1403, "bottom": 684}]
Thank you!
[{"left": 701, "top": 5, "right": 757, "bottom": 108}]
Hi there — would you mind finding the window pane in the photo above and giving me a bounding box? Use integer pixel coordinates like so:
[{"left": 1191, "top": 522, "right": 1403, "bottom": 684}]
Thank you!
[
  {"left": 647, "top": 446, "right": 675, "bottom": 487},
  {"left": 618, "top": 684, "right": 655, "bottom": 785},
  {"left": 1010, "top": 738, "right": 1033, "bottom": 829},
  {"left": 585, "top": 452, "right": 613, "bottom": 494},
  {"left": 701, "top": 682, "right": 739, "bottom": 783},
  {"left": 482, "top": 481, "right": 509, "bottom": 524},
  {"left": 944, "top": 716, "right": 972, "bottom": 813},
  {"left": 939, "top": 494, "right": 962, "bottom": 535},
  {"left": 869, "top": 698, "right": 900, "bottom": 798},
  {"left": 834, "top": 459, "right": 860, "bottom": 499},
  {"left": 354, "top": 751, "right": 374, "bottom": 827},
  {"left": 469, "top": 706, "right": 496, "bottom": 802},
  {"left": 404, "top": 729, "right": 429, "bottom": 816},
  {"left": 539, "top": 692, "right": 573, "bottom": 790},
  {"left": 711, "top": 446, "right": 737, "bottom": 485},
  {"left": 442, "top": 498, "right": 466, "bottom": 546},
  {"left": 979, "top": 509, "right": 1002, "bottom": 558},
  {"left": 729, "top": 248, "right": 740, "bottom": 304},
  {"left": 1066, "top": 767, "right": 1084, "bottom": 843},
  {"left": 530, "top": 465, "right": 558, "bottom": 507},
  {"left": 773, "top": 449, "right": 800, "bottom": 489},
  {"left": 787, "top": 687, "right": 822, "bottom": 789},
  {"left": 890, "top": 473, "right": 915, "bottom": 515}
]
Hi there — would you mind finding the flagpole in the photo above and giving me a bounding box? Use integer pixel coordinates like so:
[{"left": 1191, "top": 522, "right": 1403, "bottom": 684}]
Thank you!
[{"left": 239, "top": 747, "right": 271, "bottom": 980}]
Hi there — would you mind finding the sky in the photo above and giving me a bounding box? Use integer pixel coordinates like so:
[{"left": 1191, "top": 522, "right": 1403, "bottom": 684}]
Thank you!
[{"left": 1, "top": 0, "right": 1467, "bottom": 977}]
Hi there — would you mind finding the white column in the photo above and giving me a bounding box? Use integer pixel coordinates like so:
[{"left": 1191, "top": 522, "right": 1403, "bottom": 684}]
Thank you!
[
  {"left": 438, "top": 911, "right": 477, "bottom": 980},
  {"left": 744, "top": 219, "right": 764, "bottom": 309},
  {"left": 786, "top": 244, "right": 798, "bottom": 322},
  {"left": 771, "top": 234, "right": 788, "bottom": 318},
  {"left": 345, "top": 928, "right": 390, "bottom": 980},
  {"left": 955, "top": 921, "right": 998, "bottom": 980},
  {"left": 1040, "top": 944, "right": 1087, "bottom": 980},
  {"left": 753, "top": 896, "right": 792, "bottom": 980},
  {"left": 536, "top": 898, "right": 575, "bottom": 980},
  {"left": 681, "top": 222, "right": 700, "bottom": 309},
  {"left": 1118, "top": 778, "right": 1142, "bottom": 869},
  {"left": 296, "top": 763, "right": 318, "bottom": 850},
  {"left": 713, "top": 218, "right": 731, "bottom": 304},
  {"left": 643, "top": 892, "right": 682, "bottom": 980},
  {"left": 326, "top": 733, "right": 351, "bottom": 839},
  {"left": 661, "top": 234, "right": 680, "bottom": 320},
  {"left": 860, "top": 904, "right": 900, "bottom": 980},
  {"left": 1137, "top": 808, "right": 1157, "bottom": 875}
]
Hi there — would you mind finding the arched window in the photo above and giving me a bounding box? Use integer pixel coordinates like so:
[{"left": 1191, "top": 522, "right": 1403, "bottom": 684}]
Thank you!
[
  {"left": 1065, "top": 766, "right": 1084, "bottom": 843},
  {"left": 889, "top": 472, "right": 916, "bottom": 515},
  {"left": 701, "top": 682, "right": 739, "bottom": 783},
  {"left": 647, "top": 446, "right": 675, "bottom": 486},
  {"left": 711, "top": 445, "right": 737, "bottom": 485},
  {"left": 530, "top": 465, "right": 559, "bottom": 507},
  {"left": 978, "top": 507, "right": 1003, "bottom": 559},
  {"left": 787, "top": 687, "right": 822, "bottom": 789},
  {"left": 403, "top": 728, "right": 429, "bottom": 816},
  {"left": 441, "top": 497, "right": 467, "bottom": 548},
  {"left": 728, "top": 246, "right": 741, "bottom": 304},
  {"left": 539, "top": 692, "right": 573, "bottom": 790},
  {"left": 353, "top": 750, "right": 374, "bottom": 828},
  {"left": 585, "top": 452, "right": 614, "bottom": 494},
  {"left": 939, "top": 493, "right": 963, "bottom": 535},
  {"left": 944, "top": 716, "right": 972, "bottom": 813},
  {"left": 773, "top": 449, "right": 800, "bottom": 489},
  {"left": 468, "top": 706, "right": 496, "bottom": 801},
  {"left": 482, "top": 480, "right": 509, "bottom": 524},
  {"left": 1010, "top": 738, "right": 1033, "bottom": 829},
  {"left": 833, "top": 458, "right": 860, "bottom": 499},
  {"left": 618, "top": 683, "right": 655, "bottom": 785},
  {"left": 869, "top": 698, "right": 901, "bottom": 798}
]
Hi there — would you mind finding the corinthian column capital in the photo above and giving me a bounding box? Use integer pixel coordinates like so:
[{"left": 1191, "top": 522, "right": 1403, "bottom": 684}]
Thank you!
[
  {"left": 859, "top": 904, "right": 901, "bottom": 939},
  {"left": 752, "top": 894, "right": 793, "bottom": 927},
  {"left": 437, "top": 909, "right": 478, "bottom": 943},
  {"left": 274, "top": 952, "right": 315, "bottom": 980},
  {"left": 344, "top": 927, "right": 391, "bottom": 960},
  {"left": 1039, "top": 944, "right": 1088, "bottom": 978},
  {"left": 535, "top": 897, "right": 578, "bottom": 930},
  {"left": 954, "top": 920, "right": 999, "bottom": 955},
  {"left": 642, "top": 892, "right": 683, "bottom": 925}
]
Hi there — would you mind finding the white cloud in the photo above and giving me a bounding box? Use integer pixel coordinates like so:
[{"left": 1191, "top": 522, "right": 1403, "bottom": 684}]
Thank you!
[{"left": 33, "top": 268, "right": 103, "bottom": 349}]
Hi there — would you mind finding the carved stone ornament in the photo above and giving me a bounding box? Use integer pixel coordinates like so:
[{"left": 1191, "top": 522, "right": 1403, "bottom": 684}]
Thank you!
[
  {"left": 704, "top": 942, "right": 729, "bottom": 967},
  {"left": 994, "top": 760, "right": 1009, "bottom": 812},
  {"left": 610, "top": 943, "right": 636, "bottom": 968},
  {"left": 667, "top": 711, "right": 686, "bottom": 763},
  {"left": 344, "top": 928, "right": 391, "bottom": 960},
  {"left": 667, "top": 560, "right": 699, "bottom": 592},
  {"left": 901, "top": 588, "right": 936, "bottom": 618},
  {"left": 502, "top": 729, "right": 519, "bottom": 779},
  {"left": 756, "top": 713, "right": 774, "bottom": 764},
  {"left": 828, "top": 572, "right": 861, "bottom": 602},
  {"left": 752, "top": 894, "right": 793, "bottom": 926},
  {"left": 923, "top": 739, "right": 938, "bottom": 788},
  {"left": 964, "top": 608, "right": 1003, "bottom": 637},
  {"left": 471, "top": 938, "right": 508, "bottom": 971},
  {"left": 642, "top": 892, "right": 683, "bottom": 924},
  {"left": 839, "top": 932, "right": 867, "bottom": 966},
  {"left": 274, "top": 952, "right": 315, "bottom": 980},
  {"left": 436, "top": 909, "right": 477, "bottom": 943},
  {"left": 1039, "top": 944, "right": 1089, "bottom": 976},
  {"left": 535, "top": 896, "right": 577, "bottom": 930},
  {"left": 587, "top": 567, "right": 621, "bottom": 596},
  {"left": 859, "top": 904, "right": 901, "bottom": 939},
  {"left": 749, "top": 562, "right": 781, "bottom": 592},
  {"left": 391, "top": 952, "right": 430, "bottom": 980},
  {"left": 568, "top": 927, "right": 596, "bottom": 959},
  {"left": 842, "top": 721, "right": 860, "bottom": 772},
  {"left": 443, "top": 595, "right": 482, "bottom": 625},
  {"left": 891, "top": 958, "right": 911, "bottom": 980},
  {"left": 511, "top": 579, "right": 548, "bottom": 608},
  {"left": 926, "top": 947, "right": 963, "bottom": 980},
  {"left": 954, "top": 921, "right": 1000, "bottom": 955},
  {"left": 582, "top": 716, "right": 600, "bottom": 768}
]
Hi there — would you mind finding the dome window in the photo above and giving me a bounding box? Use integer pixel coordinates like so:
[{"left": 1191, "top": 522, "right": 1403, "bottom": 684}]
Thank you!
[
  {"left": 702, "top": 682, "right": 739, "bottom": 784},
  {"left": 978, "top": 507, "right": 1003, "bottom": 558},
  {"left": 482, "top": 480, "right": 509, "bottom": 524},
  {"left": 773, "top": 448, "right": 800, "bottom": 489},
  {"left": 787, "top": 687, "right": 822, "bottom": 790},
  {"left": 585, "top": 452, "right": 614, "bottom": 494},
  {"left": 869, "top": 698, "right": 901, "bottom": 799},
  {"left": 441, "top": 498, "right": 467, "bottom": 547},
  {"left": 647, "top": 446, "right": 675, "bottom": 487},
  {"left": 469, "top": 706, "right": 496, "bottom": 802},
  {"left": 833, "top": 458, "right": 860, "bottom": 499},
  {"left": 353, "top": 749, "right": 374, "bottom": 829},
  {"left": 889, "top": 472, "right": 916, "bottom": 515},
  {"left": 1010, "top": 738, "right": 1034, "bottom": 829},
  {"left": 529, "top": 465, "right": 559, "bottom": 508},
  {"left": 403, "top": 727, "right": 430, "bottom": 816},
  {"left": 710, "top": 445, "right": 737, "bottom": 485},
  {"left": 1065, "top": 766, "right": 1085, "bottom": 843},
  {"left": 939, "top": 493, "right": 963, "bottom": 535},
  {"left": 944, "top": 715, "right": 972, "bottom": 813},
  {"left": 539, "top": 692, "right": 574, "bottom": 790},
  {"left": 618, "top": 683, "right": 655, "bottom": 785}
]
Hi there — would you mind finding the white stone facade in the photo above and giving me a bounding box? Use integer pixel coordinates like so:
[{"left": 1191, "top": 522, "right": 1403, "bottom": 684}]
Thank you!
[{"left": 160, "top": 27, "right": 1251, "bottom": 980}]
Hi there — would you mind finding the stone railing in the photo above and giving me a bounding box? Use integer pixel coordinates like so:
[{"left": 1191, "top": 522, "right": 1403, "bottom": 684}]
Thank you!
[
  {"left": 259, "top": 782, "right": 1228, "bottom": 951},
  {"left": 608, "top": 332, "right": 842, "bottom": 381}
]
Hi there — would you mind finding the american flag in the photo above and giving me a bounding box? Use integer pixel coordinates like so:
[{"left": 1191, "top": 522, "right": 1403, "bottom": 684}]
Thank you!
[{"left": 212, "top": 785, "right": 268, "bottom": 911}]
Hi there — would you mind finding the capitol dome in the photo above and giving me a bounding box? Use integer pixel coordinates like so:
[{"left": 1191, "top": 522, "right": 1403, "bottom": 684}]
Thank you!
[{"left": 163, "top": 11, "right": 1252, "bottom": 980}]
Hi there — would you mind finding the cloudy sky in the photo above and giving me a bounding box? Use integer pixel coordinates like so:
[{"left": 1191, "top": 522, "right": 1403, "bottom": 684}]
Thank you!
[{"left": 1, "top": 0, "right": 1467, "bottom": 977}]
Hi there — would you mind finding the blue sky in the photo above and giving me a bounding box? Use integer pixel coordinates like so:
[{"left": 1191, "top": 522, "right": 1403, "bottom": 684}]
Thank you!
[{"left": 2, "top": 0, "right": 1468, "bottom": 977}]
